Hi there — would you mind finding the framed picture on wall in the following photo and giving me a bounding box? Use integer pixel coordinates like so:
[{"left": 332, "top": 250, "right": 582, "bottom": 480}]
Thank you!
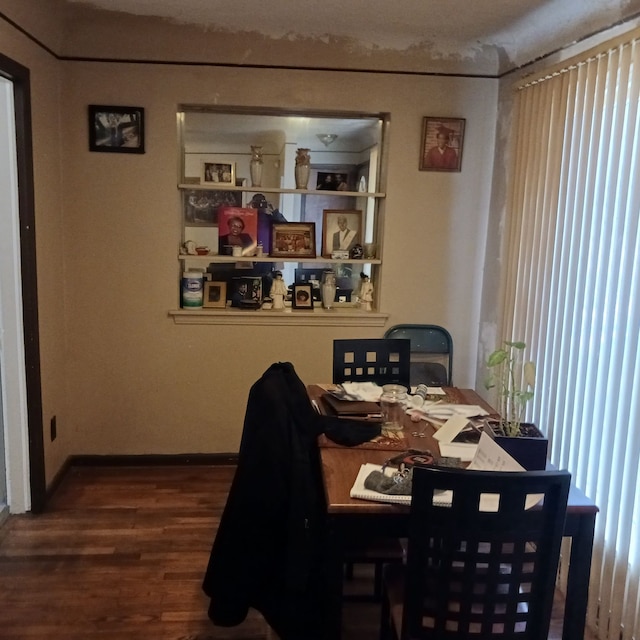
[
  {"left": 88, "top": 105, "right": 145, "bottom": 154},
  {"left": 419, "top": 117, "right": 465, "bottom": 172}
]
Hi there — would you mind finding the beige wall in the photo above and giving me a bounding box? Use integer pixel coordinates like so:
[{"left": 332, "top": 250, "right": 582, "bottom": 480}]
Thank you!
[{"left": 0, "top": 4, "right": 498, "bottom": 483}]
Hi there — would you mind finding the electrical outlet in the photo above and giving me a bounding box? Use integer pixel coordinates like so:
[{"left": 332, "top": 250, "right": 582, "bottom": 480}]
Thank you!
[{"left": 50, "top": 415, "right": 57, "bottom": 442}]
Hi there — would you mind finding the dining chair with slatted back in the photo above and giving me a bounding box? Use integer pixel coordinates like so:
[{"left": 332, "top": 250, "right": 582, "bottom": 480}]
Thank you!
[
  {"left": 380, "top": 465, "right": 571, "bottom": 640},
  {"left": 331, "top": 338, "right": 410, "bottom": 601},
  {"left": 333, "top": 338, "right": 411, "bottom": 390},
  {"left": 383, "top": 324, "right": 453, "bottom": 386}
]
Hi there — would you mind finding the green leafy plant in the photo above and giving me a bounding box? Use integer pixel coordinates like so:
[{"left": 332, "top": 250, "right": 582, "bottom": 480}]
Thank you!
[{"left": 485, "top": 341, "right": 536, "bottom": 437}]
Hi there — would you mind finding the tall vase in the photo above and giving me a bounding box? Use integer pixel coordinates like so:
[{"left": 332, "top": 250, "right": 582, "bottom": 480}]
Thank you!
[
  {"left": 321, "top": 270, "right": 337, "bottom": 309},
  {"left": 295, "top": 148, "right": 311, "bottom": 189},
  {"left": 249, "top": 145, "right": 263, "bottom": 187}
]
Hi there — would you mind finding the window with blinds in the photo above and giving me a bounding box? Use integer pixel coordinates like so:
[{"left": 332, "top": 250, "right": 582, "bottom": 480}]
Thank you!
[{"left": 501, "top": 31, "right": 640, "bottom": 640}]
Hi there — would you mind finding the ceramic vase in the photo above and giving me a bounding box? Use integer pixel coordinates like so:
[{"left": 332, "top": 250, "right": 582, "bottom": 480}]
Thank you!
[
  {"left": 250, "top": 145, "right": 263, "bottom": 187},
  {"left": 295, "top": 148, "right": 311, "bottom": 189}
]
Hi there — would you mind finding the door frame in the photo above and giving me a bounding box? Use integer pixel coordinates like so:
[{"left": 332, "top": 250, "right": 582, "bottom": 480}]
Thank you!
[{"left": 0, "top": 52, "right": 45, "bottom": 513}]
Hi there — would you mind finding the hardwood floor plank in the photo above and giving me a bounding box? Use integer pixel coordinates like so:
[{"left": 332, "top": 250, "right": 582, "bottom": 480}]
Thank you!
[{"left": 0, "top": 464, "right": 590, "bottom": 639}]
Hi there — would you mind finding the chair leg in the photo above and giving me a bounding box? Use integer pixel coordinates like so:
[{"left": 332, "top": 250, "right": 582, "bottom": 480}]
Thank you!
[
  {"left": 379, "top": 587, "right": 392, "bottom": 640},
  {"left": 344, "top": 561, "right": 355, "bottom": 580}
]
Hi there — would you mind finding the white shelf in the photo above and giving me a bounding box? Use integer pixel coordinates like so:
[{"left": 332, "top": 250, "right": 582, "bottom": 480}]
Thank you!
[
  {"left": 178, "top": 254, "right": 381, "bottom": 265},
  {"left": 178, "top": 183, "right": 385, "bottom": 198},
  {"left": 168, "top": 307, "right": 388, "bottom": 327}
]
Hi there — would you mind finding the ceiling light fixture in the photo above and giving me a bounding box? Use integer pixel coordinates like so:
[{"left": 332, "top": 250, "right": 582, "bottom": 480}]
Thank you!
[{"left": 317, "top": 133, "right": 338, "bottom": 147}]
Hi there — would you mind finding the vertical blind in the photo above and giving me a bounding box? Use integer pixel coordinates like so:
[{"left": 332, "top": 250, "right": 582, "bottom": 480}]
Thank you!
[{"left": 503, "top": 33, "right": 640, "bottom": 640}]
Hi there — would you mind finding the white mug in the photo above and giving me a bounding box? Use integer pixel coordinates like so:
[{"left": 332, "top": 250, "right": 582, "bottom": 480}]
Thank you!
[{"left": 232, "top": 246, "right": 242, "bottom": 257}]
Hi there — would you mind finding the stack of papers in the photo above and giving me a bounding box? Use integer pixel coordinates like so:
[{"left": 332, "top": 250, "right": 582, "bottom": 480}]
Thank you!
[{"left": 350, "top": 432, "right": 541, "bottom": 510}]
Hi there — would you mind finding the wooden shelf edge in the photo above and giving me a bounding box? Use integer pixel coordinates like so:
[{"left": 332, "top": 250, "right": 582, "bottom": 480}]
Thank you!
[
  {"left": 168, "top": 308, "right": 388, "bottom": 327},
  {"left": 178, "top": 254, "right": 381, "bottom": 265},
  {"left": 178, "top": 183, "right": 385, "bottom": 198}
]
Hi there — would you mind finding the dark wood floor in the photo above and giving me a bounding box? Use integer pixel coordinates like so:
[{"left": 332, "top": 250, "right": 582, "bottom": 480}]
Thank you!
[{"left": 0, "top": 465, "right": 586, "bottom": 639}]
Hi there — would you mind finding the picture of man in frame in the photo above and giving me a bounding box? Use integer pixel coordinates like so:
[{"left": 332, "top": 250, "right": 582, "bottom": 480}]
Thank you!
[{"left": 332, "top": 214, "right": 359, "bottom": 252}]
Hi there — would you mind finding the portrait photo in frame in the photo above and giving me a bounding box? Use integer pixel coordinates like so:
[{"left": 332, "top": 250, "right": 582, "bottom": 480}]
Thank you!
[
  {"left": 292, "top": 284, "right": 314, "bottom": 310},
  {"left": 322, "top": 209, "right": 363, "bottom": 258},
  {"left": 203, "top": 281, "right": 227, "bottom": 308},
  {"left": 201, "top": 161, "right": 236, "bottom": 186},
  {"left": 88, "top": 105, "right": 145, "bottom": 154},
  {"left": 270, "top": 222, "right": 316, "bottom": 258},
  {"left": 420, "top": 117, "right": 465, "bottom": 172}
]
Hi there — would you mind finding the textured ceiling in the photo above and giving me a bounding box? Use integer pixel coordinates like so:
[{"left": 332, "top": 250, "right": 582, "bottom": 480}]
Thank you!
[{"left": 64, "top": 0, "right": 640, "bottom": 69}]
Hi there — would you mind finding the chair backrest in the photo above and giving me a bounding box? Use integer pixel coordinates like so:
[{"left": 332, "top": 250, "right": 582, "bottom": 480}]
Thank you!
[
  {"left": 384, "top": 323, "right": 453, "bottom": 386},
  {"left": 403, "top": 465, "right": 571, "bottom": 640},
  {"left": 332, "top": 338, "right": 411, "bottom": 389}
]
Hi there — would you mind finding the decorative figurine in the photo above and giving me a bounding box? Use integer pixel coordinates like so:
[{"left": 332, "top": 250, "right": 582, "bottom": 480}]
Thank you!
[
  {"left": 358, "top": 272, "right": 373, "bottom": 311},
  {"left": 270, "top": 270, "right": 288, "bottom": 310}
]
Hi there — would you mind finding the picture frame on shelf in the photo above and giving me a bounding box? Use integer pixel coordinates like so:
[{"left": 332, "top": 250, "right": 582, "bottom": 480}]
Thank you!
[
  {"left": 270, "top": 222, "right": 316, "bottom": 258},
  {"left": 183, "top": 189, "right": 242, "bottom": 224},
  {"left": 292, "top": 284, "right": 314, "bottom": 310},
  {"left": 230, "top": 276, "right": 262, "bottom": 308},
  {"left": 201, "top": 161, "right": 236, "bottom": 186},
  {"left": 322, "top": 209, "right": 363, "bottom": 258},
  {"left": 88, "top": 105, "right": 145, "bottom": 154},
  {"left": 419, "top": 117, "right": 465, "bottom": 172},
  {"left": 203, "top": 281, "right": 227, "bottom": 308},
  {"left": 218, "top": 207, "right": 258, "bottom": 256}
]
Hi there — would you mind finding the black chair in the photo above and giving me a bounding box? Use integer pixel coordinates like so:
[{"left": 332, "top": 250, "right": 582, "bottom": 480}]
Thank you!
[
  {"left": 383, "top": 324, "right": 453, "bottom": 386},
  {"left": 380, "top": 465, "right": 571, "bottom": 640},
  {"left": 333, "top": 338, "right": 411, "bottom": 389}
]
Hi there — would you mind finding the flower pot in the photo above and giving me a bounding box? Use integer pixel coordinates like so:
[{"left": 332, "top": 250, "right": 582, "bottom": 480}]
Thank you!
[{"left": 483, "top": 422, "right": 548, "bottom": 470}]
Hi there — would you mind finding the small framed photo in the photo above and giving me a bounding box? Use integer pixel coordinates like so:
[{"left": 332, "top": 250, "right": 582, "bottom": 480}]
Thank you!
[
  {"left": 322, "top": 210, "right": 363, "bottom": 258},
  {"left": 203, "top": 281, "right": 227, "bottom": 308},
  {"left": 202, "top": 161, "right": 235, "bottom": 186},
  {"left": 88, "top": 105, "right": 145, "bottom": 154},
  {"left": 270, "top": 222, "right": 316, "bottom": 258},
  {"left": 292, "top": 284, "right": 314, "bottom": 310},
  {"left": 420, "top": 117, "right": 465, "bottom": 172}
]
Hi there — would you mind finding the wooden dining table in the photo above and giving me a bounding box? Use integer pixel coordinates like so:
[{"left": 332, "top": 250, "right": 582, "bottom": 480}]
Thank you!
[{"left": 310, "top": 385, "right": 599, "bottom": 640}]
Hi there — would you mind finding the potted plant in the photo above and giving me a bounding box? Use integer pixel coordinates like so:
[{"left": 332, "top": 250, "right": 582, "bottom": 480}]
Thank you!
[{"left": 484, "top": 340, "right": 548, "bottom": 470}]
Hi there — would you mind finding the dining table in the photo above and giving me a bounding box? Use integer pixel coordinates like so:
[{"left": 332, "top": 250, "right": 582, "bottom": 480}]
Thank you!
[{"left": 309, "top": 384, "right": 599, "bottom": 640}]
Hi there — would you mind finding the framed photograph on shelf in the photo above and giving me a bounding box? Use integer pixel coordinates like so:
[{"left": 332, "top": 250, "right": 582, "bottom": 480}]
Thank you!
[
  {"left": 292, "top": 284, "right": 314, "bottom": 310},
  {"left": 322, "top": 209, "right": 362, "bottom": 258},
  {"left": 270, "top": 222, "right": 316, "bottom": 258},
  {"left": 88, "top": 105, "right": 145, "bottom": 154},
  {"left": 183, "top": 189, "right": 242, "bottom": 224},
  {"left": 203, "top": 281, "right": 227, "bottom": 308},
  {"left": 201, "top": 161, "right": 236, "bottom": 186},
  {"left": 218, "top": 207, "right": 258, "bottom": 256},
  {"left": 419, "top": 117, "right": 465, "bottom": 172}
]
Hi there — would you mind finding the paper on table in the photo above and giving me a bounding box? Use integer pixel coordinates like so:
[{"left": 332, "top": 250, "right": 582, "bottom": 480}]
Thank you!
[
  {"left": 410, "top": 386, "right": 446, "bottom": 395},
  {"left": 435, "top": 434, "right": 541, "bottom": 510},
  {"left": 439, "top": 442, "right": 477, "bottom": 461},
  {"left": 433, "top": 414, "right": 470, "bottom": 443}
]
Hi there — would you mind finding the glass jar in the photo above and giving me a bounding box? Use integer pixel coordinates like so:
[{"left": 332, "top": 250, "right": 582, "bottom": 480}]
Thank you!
[{"left": 379, "top": 384, "right": 408, "bottom": 431}]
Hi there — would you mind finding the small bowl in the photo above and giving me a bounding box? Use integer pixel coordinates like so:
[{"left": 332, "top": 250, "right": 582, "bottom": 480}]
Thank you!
[{"left": 195, "top": 246, "right": 209, "bottom": 255}]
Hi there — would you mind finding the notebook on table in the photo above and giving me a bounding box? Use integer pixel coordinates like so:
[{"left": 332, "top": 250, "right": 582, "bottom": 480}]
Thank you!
[{"left": 321, "top": 392, "right": 382, "bottom": 419}]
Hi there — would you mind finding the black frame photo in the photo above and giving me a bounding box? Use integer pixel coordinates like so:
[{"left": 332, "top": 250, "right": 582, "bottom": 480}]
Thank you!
[
  {"left": 292, "top": 284, "right": 314, "bottom": 310},
  {"left": 88, "top": 105, "right": 145, "bottom": 154},
  {"left": 420, "top": 117, "right": 465, "bottom": 172}
]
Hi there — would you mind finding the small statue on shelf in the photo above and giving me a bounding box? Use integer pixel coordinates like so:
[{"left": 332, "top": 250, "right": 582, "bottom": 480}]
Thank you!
[
  {"left": 270, "top": 270, "right": 288, "bottom": 310},
  {"left": 358, "top": 272, "right": 374, "bottom": 311}
]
